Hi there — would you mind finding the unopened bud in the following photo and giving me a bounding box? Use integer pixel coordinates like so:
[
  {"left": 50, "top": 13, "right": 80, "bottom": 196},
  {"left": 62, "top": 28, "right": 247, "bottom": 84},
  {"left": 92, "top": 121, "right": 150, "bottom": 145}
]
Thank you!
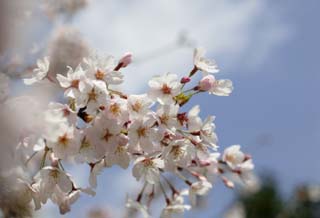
[
  {"left": 199, "top": 75, "right": 215, "bottom": 91},
  {"left": 119, "top": 52, "right": 132, "bottom": 68},
  {"left": 222, "top": 177, "right": 234, "bottom": 189},
  {"left": 180, "top": 76, "right": 191, "bottom": 84}
]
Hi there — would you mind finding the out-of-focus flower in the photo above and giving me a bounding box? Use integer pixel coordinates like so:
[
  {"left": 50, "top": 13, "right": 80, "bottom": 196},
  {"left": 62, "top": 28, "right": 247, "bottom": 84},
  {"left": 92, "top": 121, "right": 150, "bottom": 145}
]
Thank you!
[
  {"left": 0, "top": 72, "right": 9, "bottom": 101},
  {"left": 222, "top": 145, "right": 246, "bottom": 170},
  {"left": 42, "top": 0, "right": 89, "bottom": 17},
  {"left": 160, "top": 192, "right": 191, "bottom": 218},
  {"left": 23, "top": 57, "right": 49, "bottom": 85},
  {"left": 125, "top": 196, "right": 150, "bottom": 218},
  {"left": 189, "top": 179, "right": 212, "bottom": 206},
  {"left": 47, "top": 27, "right": 89, "bottom": 78}
]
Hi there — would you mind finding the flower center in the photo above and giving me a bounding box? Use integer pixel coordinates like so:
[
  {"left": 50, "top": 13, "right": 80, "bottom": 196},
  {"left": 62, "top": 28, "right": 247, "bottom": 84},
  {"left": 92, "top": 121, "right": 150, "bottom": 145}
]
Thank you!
[
  {"left": 103, "top": 129, "right": 113, "bottom": 142},
  {"left": 161, "top": 84, "right": 171, "bottom": 94},
  {"left": 170, "top": 145, "right": 183, "bottom": 159},
  {"left": 80, "top": 138, "right": 91, "bottom": 149},
  {"left": 160, "top": 114, "right": 169, "bottom": 125},
  {"left": 71, "top": 79, "right": 80, "bottom": 88},
  {"left": 115, "top": 145, "right": 125, "bottom": 154},
  {"left": 142, "top": 158, "right": 154, "bottom": 167},
  {"left": 49, "top": 169, "right": 59, "bottom": 180},
  {"left": 95, "top": 70, "right": 105, "bottom": 80},
  {"left": 137, "top": 127, "right": 147, "bottom": 138},
  {"left": 131, "top": 101, "right": 142, "bottom": 112},
  {"left": 110, "top": 103, "right": 121, "bottom": 116},
  {"left": 225, "top": 154, "right": 235, "bottom": 163},
  {"left": 88, "top": 89, "right": 97, "bottom": 101},
  {"left": 58, "top": 133, "right": 69, "bottom": 146}
]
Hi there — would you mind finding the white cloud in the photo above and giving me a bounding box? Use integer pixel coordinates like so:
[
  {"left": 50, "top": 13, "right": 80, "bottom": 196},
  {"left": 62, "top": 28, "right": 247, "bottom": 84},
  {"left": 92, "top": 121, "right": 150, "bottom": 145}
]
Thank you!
[{"left": 72, "top": 0, "right": 291, "bottom": 93}]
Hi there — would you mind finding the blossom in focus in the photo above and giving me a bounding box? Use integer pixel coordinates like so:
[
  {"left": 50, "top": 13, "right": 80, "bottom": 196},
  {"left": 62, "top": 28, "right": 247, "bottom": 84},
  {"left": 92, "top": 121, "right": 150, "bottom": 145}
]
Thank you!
[
  {"left": 148, "top": 73, "right": 181, "bottom": 105},
  {"left": 32, "top": 166, "right": 73, "bottom": 204},
  {"left": 56, "top": 65, "right": 87, "bottom": 99},
  {"left": 132, "top": 156, "right": 164, "bottom": 184},
  {"left": 193, "top": 47, "right": 219, "bottom": 74},
  {"left": 84, "top": 53, "right": 124, "bottom": 85}
]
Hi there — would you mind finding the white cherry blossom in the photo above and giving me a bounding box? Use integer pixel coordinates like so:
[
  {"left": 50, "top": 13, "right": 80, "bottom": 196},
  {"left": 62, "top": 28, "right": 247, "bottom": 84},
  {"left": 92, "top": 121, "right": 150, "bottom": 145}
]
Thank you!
[
  {"left": 78, "top": 80, "right": 108, "bottom": 114},
  {"left": 89, "top": 159, "right": 106, "bottom": 188},
  {"left": 23, "top": 57, "right": 50, "bottom": 85},
  {"left": 105, "top": 135, "right": 130, "bottom": 169},
  {"left": 46, "top": 124, "right": 81, "bottom": 160},
  {"left": 209, "top": 79, "right": 233, "bottom": 96},
  {"left": 193, "top": 47, "right": 219, "bottom": 74},
  {"left": 32, "top": 166, "right": 73, "bottom": 204},
  {"left": 156, "top": 104, "right": 179, "bottom": 130},
  {"left": 132, "top": 156, "right": 164, "bottom": 184},
  {"left": 51, "top": 187, "right": 81, "bottom": 214},
  {"left": 87, "top": 116, "right": 122, "bottom": 154},
  {"left": 128, "top": 116, "right": 161, "bottom": 154},
  {"left": 56, "top": 65, "right": 86, "bottom": 99},
  {"left": 127, "top": 94, "right": 153, "bottom": 118},
  {"left": 189, "top": 179, "right": 212, "bottom": 206},
  {"left": 222, "top": 145, "right": 246, "bottom": 170},
  {"left": 83, "top": 53, "right": 123, "bottom": 85},
  {"left": 148, "top": 73, "right": 181, "bottom": 105}
]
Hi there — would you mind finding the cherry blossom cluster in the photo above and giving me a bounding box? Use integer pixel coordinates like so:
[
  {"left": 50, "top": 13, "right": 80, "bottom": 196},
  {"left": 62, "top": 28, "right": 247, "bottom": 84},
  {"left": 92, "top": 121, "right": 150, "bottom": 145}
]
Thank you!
[{"left": 16, "top": 47, "right": 254, "bottom": 217}]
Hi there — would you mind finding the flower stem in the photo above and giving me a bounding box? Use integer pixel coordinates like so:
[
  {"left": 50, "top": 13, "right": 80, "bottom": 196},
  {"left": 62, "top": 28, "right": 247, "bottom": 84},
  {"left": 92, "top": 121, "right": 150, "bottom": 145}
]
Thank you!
[
  {"left": 25, "top": 151, "right": 39, "bottom": 166},
  {"left": 40, "top": 147, "right": 49, "bottom": 169}
]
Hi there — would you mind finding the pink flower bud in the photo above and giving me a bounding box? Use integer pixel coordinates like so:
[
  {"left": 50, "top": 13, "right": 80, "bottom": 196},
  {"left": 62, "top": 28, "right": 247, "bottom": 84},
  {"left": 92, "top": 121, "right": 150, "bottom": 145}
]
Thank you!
[
  {"left": 199, "top": 75, "right": 215, "bottom": 91},
  {"left": 119, "top": 52, "right": 132, "bottom": 67},
  {"left": 180, "top": 76, "right": 191, "bottom": 84}
]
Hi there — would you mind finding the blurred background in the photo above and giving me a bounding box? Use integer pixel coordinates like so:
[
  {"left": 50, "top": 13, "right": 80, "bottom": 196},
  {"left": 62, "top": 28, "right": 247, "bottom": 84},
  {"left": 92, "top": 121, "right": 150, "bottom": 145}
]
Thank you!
[{"left": 0, "top": 0, "right": 319, "bottom": 217}]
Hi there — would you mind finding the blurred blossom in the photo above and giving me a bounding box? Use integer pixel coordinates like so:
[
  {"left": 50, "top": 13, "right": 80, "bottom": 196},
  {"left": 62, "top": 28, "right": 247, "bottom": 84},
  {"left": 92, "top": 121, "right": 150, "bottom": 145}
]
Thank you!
[
  {"left": 87, "top": 207, "right": 111, "bottom": 218},
  {"left": 0, "top": 73, "right": 10, "bottom": 102},
  {"left": 224, "top": 203, "right": 245, "bottom": 218},
  {"left": 47, "top": 26, "right": 90, "bottom": 78},
  {"left": 41, "top": 0, "right": 89, "bottom": 17},
  {"left": 306, "top": 185, "right": 320, "bottom": 203}
]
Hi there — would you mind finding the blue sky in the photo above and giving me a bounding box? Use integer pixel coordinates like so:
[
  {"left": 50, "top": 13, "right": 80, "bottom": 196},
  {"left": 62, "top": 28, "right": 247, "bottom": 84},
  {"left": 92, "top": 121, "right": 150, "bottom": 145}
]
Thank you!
[{"left": 15, "top": 1, "right": 319, "bottom": 217}]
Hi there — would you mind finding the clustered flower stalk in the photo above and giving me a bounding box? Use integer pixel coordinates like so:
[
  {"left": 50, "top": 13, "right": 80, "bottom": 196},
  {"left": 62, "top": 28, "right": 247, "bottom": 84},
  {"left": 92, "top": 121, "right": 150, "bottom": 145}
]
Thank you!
[{"left": 9, "top": 47, "right": 256, "bottom": 217}]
